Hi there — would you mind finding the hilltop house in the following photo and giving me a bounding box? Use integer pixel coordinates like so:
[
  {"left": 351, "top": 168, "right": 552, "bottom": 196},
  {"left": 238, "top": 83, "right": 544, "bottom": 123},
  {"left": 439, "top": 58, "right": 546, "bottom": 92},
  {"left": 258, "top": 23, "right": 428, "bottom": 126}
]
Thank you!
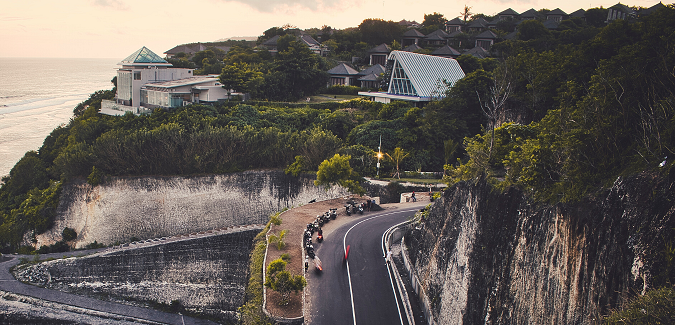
[
  {"left": 164, "top": 43, "right": 231, "bottom": 59},
  {"left": 261, "top": 32, "right": 329, "bottom": 56},
  {"left": 101, "top": 47, "right": 230, "bottom": 116},
  {"left": 358, "top": 51, "right": 465, "bottom": 106}
]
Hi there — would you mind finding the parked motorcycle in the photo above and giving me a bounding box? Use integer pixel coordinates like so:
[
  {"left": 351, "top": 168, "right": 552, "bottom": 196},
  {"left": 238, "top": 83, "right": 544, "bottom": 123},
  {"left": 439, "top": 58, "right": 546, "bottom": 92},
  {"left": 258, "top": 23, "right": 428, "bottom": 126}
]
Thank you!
[
  {"left": 329, "top": 208, "right": 337, "bottom": 220},
  {"left": 316, "top": 228, "right": 323, "bottom": 242},
  {"left": 322, "top": 212, "right": 331, "bottom": 224},
  {"left": 345, "top": 204, "right": 351, "bottom": 216},
  {"left": 357, "top": 203, "right": 364, "bottom": 214},
  {"left": 316, "top": 215, "right": 325, "bottom": 227}
]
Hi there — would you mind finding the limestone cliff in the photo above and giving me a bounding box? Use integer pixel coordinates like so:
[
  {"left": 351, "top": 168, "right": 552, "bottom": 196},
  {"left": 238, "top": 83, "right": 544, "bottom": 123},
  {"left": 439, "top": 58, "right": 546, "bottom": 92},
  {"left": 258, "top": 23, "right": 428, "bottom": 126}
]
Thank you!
[
  {"left": 406, "top": 173, "right": 675, "bottom": 324},
  {"left": 38, "top": 170, "right": 348, "bottom": 248}
]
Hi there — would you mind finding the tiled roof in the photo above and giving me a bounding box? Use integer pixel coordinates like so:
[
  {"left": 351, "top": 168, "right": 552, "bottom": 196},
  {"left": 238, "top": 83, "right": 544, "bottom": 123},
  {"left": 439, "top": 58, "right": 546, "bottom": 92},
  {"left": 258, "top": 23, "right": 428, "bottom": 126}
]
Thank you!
[
  {"left": 368, "top": 43, "right": 391, "bottom": 54},
  {"left": 447, "top": 30, "right": 463, "bottom": 38},
  {"left": 359, "top": 64, "right": 385, "bottom": 76},
  {"left": 387, "top": 50, "right": 465, "bottom": 98},
  {"left": 425, "top": 29, "right": 449, "bottom": 40},
  {"left": 569, "top": 9, "right": 586, "bottom": 18},
  {"left": 464, "top": 46, "right": 489, "bottom": 59},
  {"left": 358, "top": 73, "right": 380, "bottom": 81},
  {"left": 547, "top": 8, "right": 567, "bottom": 15},
  {"left": 402, "top": 44, "right": 423, "bottom": 52},
  {"left": 119, "top": 46, "right": 171, "bottom": 66},
  {"left": 467, "top": 18, "right": 489, "bottom": 28},
  {"left": 403, "top": 29, "right": 426, "bottom": 37},
  {"left": 431, "top": 45, "right": 461, "bottom": 57},
  {"left": 262, "top": 35, "right": 281, "bottom": 46},
  {"left": 327, "top": 63, "right": 359, "bottom": 75},
  {"left": 445, "top": 17, "right": 465, "bottom": 25},
  {"left": 475, "top": 30, "right": 498, "bottom": 39},
  {"left": 498, "top": 8, "right": 520, "bottom": 16},
  {"left": 520, "top": 9, "right": 542, "bottom": 19},
  {"left": 300, "top": 34, "right": 320, "bottom": 46}
]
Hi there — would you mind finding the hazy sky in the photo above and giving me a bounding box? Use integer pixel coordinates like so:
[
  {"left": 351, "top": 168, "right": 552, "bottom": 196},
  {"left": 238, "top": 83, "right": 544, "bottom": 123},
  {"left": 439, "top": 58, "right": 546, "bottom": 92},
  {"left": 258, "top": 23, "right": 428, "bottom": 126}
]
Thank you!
[{"left": 0, "top": 0, "right": 661, "bottom": 59}]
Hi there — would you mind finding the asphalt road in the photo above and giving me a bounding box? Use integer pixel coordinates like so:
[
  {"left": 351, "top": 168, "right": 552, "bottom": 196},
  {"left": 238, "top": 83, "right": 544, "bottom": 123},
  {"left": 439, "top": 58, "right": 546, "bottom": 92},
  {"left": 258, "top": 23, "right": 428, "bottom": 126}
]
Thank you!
[{"left": 308, "top": 203, "right": 426, "bottom": 325}]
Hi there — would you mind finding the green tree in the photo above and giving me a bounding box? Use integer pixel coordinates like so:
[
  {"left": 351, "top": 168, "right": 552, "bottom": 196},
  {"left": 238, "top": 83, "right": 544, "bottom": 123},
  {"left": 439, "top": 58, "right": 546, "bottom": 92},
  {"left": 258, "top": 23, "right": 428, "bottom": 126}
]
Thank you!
[
  {"left": 264, "top": 258, "right": 306, "bottom": 305},
  {"left": 268, "top": 230, "right": 287, "bottom": 250},
  {"left": 385, "top": 147, "right": 410, "bottom": 179},
  {"left": 219, "top": 62, "right": 264, "bottom": 96},
  {"left": 315, "top": 154, "right": 364, "bottom": 194},
  {"left": 423, "top": 12, "right": 447, "bottom": 30}
]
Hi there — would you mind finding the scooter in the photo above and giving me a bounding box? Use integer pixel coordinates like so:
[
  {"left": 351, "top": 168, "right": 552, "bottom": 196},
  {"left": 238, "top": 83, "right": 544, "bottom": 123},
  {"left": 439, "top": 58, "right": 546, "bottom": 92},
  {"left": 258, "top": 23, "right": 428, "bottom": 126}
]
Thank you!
[
  {"left": 314, "top": 256, "right": 323, "bottom": 271},
  {"left": 306, "top": 243, "right": 315, "bottom": 258}
]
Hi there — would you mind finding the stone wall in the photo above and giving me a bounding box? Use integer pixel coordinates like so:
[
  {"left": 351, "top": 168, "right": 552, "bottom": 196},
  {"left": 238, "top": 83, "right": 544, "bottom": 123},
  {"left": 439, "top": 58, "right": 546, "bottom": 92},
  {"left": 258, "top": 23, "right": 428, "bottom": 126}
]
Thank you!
[
  {"left": 37, "top": 170, "right": 348, "bottom": 248},
  {"left": 406, "top": 173, "right": 675, "bottom": 324},
  {"left": 16, "top": 229, "right": 261, "bottom": 323}
]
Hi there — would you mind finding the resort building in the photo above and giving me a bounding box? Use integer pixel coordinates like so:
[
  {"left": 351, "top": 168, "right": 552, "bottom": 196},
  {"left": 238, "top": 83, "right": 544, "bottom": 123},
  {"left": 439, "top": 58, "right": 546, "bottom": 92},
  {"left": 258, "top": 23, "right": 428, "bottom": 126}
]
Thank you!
[
  {"left": 101, "top": 47, "right": 230, "bottom": 116},
  {"left": 358, "top": 51, "right": 465, "bottom": 106}
]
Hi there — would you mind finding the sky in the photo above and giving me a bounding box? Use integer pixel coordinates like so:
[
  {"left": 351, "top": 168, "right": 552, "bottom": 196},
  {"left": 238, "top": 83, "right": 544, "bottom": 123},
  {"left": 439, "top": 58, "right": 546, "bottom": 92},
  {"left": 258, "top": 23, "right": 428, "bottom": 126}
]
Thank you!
[{"left": 0, "top": 0, "right": 663, "bottom": 59}]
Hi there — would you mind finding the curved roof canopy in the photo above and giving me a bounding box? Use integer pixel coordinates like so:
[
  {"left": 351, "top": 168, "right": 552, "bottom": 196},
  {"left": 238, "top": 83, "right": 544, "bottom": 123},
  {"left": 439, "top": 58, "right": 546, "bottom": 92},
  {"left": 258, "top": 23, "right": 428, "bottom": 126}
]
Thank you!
[
  {"left": 119, "top": 46, "right": 171, "bottom": 66},
  {"left": 387, "top": 50, "right": 465, "bottom": 99}
]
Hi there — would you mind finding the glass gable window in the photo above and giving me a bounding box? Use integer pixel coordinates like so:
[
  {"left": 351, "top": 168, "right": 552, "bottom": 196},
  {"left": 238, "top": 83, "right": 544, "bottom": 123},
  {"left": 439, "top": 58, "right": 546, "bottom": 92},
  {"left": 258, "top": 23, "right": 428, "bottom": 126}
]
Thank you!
[{"left": 390, "top": 60, "right": 417, "bottom": 96}]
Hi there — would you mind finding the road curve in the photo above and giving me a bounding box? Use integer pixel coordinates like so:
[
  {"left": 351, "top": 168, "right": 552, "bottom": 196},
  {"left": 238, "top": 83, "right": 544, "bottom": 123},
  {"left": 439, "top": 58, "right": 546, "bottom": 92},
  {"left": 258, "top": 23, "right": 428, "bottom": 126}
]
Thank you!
[{"left": 308, "top": 203, "right": 425, "bottom": 325}]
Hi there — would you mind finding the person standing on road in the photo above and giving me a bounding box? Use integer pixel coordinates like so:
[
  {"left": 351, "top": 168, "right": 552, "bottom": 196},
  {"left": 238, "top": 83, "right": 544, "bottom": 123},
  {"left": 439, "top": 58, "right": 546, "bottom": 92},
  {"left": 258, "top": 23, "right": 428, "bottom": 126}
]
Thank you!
[{"left": 412, "top": 191, "right": 416, "bottom": 202}]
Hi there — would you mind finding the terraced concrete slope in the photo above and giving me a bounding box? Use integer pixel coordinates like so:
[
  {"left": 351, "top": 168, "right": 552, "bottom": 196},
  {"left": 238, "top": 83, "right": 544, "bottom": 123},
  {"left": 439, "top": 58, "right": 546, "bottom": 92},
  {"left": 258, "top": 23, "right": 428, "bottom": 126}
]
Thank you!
[{"left": 15, "top": 228, "right": 261, "bottom": 323}]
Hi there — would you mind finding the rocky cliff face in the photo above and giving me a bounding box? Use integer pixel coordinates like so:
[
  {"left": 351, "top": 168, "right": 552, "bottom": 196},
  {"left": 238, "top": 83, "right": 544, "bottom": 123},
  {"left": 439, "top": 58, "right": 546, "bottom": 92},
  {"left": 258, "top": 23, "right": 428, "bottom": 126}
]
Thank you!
[
  {"left": 406, "top": 173, "right": 675, "bottom": 324},
  {"left": 37, "top": 170, "right": 347, "bottom": 248}
]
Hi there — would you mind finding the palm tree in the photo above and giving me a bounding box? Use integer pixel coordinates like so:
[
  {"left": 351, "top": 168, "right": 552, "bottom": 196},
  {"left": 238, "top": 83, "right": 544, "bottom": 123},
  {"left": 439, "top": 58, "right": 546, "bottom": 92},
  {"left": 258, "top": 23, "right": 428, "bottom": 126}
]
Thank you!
[{"left": 385, "top": 147, "right": 410, "bottom": 179}]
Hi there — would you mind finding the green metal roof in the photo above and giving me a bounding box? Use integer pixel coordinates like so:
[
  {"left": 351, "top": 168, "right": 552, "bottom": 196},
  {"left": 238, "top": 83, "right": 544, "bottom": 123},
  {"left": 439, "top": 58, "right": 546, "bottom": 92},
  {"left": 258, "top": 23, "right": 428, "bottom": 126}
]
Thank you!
[{"left": 119, "top": 46, "right": 171, "bottom": 66}]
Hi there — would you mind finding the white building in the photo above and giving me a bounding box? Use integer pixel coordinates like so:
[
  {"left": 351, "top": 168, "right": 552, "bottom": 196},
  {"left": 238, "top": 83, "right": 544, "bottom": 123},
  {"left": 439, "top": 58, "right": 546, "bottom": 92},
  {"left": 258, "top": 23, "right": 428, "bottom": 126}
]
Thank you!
[
  {"left": 102, "top": 46, "right": 232, "bottom": 116},
  {"left": 358, "top": 51, "right": 465, "bottom": 106}
]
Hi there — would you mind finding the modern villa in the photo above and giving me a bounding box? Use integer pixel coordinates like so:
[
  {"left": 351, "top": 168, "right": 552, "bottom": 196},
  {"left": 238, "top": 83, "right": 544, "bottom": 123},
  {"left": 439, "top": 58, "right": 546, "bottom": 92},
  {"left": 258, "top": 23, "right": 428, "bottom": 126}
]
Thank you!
[
  {"left": 101, "top": 47, "right": 230, "bottom": 116},
  {"left": 358, "top": 51, "right": 465, "bottom": 106}
]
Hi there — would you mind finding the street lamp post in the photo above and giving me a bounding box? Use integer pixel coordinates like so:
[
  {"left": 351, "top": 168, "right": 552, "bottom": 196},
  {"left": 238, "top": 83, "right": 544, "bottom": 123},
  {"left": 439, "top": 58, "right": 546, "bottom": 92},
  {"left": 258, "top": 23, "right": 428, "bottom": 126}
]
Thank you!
[{"left": 376, "top": 135, "right": 382, "bottom": 177}]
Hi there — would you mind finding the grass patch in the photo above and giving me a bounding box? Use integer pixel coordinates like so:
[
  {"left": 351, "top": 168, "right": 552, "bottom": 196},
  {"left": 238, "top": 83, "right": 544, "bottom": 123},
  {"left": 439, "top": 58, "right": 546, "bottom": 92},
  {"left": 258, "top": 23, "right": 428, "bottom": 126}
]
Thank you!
[
  {"left": 604, "top": 286, "right": 675, "bottom": 324},
  {"left": 303, "top": 94, "right": 362, "bottom": 103},
  {"left": 380, "top": 177, "right": 445, "bottom": 185},
  {"left": 239, "top": 214, "right": 276, "bottom": 325}
]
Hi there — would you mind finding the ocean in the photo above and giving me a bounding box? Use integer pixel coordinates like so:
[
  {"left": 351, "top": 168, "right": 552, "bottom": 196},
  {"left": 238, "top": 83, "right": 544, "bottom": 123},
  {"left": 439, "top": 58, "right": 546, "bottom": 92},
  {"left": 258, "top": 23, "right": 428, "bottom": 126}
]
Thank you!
[{"left": 0, "top": 57, "right": 119, "bottom": 178}]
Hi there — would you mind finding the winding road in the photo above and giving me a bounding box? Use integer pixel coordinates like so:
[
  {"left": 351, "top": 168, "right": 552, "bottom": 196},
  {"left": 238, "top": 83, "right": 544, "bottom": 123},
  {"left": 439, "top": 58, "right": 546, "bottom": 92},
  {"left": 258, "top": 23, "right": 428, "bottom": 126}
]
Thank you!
[{"left": 307, "top": 203, "right": 426, "bottom": 325}]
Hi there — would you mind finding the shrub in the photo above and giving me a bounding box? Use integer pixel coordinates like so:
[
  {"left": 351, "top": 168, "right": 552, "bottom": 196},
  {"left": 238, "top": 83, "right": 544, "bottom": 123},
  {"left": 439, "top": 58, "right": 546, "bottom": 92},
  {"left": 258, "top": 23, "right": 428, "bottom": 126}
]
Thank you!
[
  {"left": 324, "top": 85, "right": 360, "bottom": 95},
  {"left": 62, "top": 227, "right": 77, "bottom": 241}
]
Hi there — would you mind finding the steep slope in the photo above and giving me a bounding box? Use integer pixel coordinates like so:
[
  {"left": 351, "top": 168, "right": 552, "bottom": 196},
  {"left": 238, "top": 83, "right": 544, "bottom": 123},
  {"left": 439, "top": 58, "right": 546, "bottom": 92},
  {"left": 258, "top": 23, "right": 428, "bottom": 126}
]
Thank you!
[{"left": 406, "top": 172, "right": 675, "bottom": 324}]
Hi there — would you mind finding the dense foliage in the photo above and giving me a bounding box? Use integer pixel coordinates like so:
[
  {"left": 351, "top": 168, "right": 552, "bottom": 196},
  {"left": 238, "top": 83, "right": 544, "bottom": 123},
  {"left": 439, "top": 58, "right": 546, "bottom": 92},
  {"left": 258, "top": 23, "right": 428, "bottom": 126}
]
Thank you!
[{"left": 445, "top": 6, "right": 675, "bottom": 203}]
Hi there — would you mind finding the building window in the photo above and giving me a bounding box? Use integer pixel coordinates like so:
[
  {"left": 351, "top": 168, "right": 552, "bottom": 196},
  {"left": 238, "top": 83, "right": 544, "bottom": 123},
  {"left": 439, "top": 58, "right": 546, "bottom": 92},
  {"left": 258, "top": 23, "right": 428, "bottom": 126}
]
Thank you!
[
  {"left": 134, "top": 71, "right": 141, "bottom": 80},
  {"left": 390, "top": 60, "right": 417, "bottom": 96},
  {"left": 331, "top": 77, "right": 345, "bottom": 85}
]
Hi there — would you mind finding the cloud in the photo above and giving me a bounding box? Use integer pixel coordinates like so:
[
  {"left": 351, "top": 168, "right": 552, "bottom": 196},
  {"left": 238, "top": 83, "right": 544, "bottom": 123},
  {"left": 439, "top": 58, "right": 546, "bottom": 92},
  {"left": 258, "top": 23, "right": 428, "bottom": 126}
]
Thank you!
[
  {"left": 91, "top": 0, "right": 129, "bottom": 10},
  {"left": 220, "top": 0, "right": 351, "bottom": 13},
  {"left": 0, "top": 16, "right": 31, "bottom": 22}
]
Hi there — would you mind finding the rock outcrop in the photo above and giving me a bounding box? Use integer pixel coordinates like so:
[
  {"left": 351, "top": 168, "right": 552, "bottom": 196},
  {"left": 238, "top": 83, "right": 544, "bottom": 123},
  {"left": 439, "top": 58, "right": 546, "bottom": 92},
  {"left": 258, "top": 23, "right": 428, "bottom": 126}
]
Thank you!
[
  {"left": 406, "top": 173, "right": 675, "bottom": 324},
  {"left": 37, "top": 170, "right": 348, "bottom": 248}
]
